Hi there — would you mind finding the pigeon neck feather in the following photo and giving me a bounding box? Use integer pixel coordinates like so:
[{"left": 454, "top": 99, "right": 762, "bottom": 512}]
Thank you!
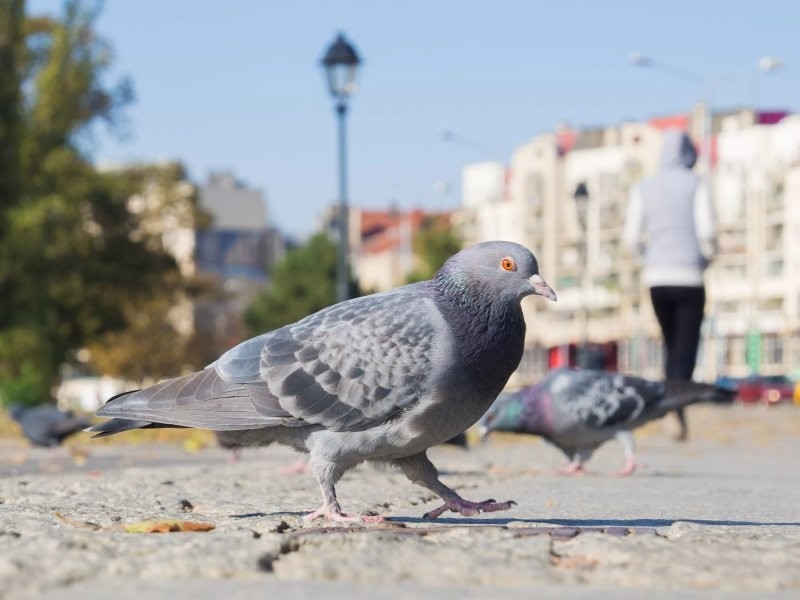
[{"left": 429, "top": 269, "right": 526, "bottom": 396}]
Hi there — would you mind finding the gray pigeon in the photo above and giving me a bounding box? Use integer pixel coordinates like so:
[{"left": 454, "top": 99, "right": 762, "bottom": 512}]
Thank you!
[
  {"left": 479, "top": 368, "right": 732, "bottom": 476},
  {"left": 10, "top": 404, "right": 92, "bottom": 448},
  {"left": 89, "top": 241, "right": 556, "bottom": 521}
]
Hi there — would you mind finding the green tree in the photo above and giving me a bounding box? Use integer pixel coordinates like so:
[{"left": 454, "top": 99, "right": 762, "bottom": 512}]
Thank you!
[
  {"left": 405, "top": 216, "right": 462, "bottom": 283},
  {"left": 245, "top": 234, "right": 357, "bottom": 334},
  {"left": 0, "top": 0, "right": 24, "bottom": 229},
  {"left": 0, "top": 2, "right": 199, "bottom": 406}
]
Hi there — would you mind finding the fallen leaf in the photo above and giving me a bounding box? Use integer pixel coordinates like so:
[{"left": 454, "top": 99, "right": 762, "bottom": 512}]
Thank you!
[
  {"left": 551, "top": 554, "right": 598, "bottom": 570},
  {"left": 123, "top": 520, "right": 215, "bottom": 533},
  {"left": 54, "top": 512, "right": 102, "bottom": 530}
]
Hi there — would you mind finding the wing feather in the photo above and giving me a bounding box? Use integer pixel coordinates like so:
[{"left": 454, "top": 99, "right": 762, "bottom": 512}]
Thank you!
[{"left": 99, "top": 283, "right": 440, "bottom": 433}]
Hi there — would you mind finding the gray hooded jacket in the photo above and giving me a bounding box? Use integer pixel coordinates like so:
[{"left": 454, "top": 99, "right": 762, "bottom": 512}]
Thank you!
[{"left": 623, "top": 129, "right": 716, "bottom": 287}]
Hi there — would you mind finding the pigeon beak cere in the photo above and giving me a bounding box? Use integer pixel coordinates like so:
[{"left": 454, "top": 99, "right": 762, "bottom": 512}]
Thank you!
[{"left": 528, "top": 274, "right": 557, "bottom": 301}]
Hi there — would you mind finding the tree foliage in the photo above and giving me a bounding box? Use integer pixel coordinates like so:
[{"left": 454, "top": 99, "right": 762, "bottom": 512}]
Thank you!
[
  {"left": 0, "top": 1, "right": 202, "bottom": 406},
  {"left": 244, "top": 234, "right": 357, "bottom": 334},
  {"left": 405, "top": 216, "right": 462, "bottom": 283}
]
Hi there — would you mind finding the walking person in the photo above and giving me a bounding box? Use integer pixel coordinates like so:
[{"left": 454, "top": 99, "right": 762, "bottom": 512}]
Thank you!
[{"left": 623, "top": 129, "right": 717, "bottom": 440}]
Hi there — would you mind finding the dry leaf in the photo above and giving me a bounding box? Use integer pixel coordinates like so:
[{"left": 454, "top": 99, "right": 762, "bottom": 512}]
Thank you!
[
  {"left": 551, "top": 554, "right": 598, "bottom": 570},
  {"left": 123, "top": 519, "right": 215, "bottom": 533},
  {"left": 54, "top": 512, "right": 102, "bottom": 530}
]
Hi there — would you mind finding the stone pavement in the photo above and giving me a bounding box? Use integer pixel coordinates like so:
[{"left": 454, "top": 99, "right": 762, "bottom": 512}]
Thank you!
[{"left": 1, "top": 404, "right": 798, "bottom": 598}]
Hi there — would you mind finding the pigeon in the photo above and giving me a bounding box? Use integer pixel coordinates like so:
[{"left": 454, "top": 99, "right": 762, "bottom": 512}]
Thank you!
[
  {"left": 10, "top": 404, "right": 92, "bottom": 448},
  {"left": 214, "top": 432, "right": 243, "bottom": 463},
  {"left": 479, "top": 368, "right": 732, "bottom": 476},
  {"left": 89, "top": 241, "right": 556, "bottom": 521}
]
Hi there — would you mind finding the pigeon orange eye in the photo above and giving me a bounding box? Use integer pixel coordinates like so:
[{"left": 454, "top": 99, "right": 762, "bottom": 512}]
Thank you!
[{"left": 500, "top": 257, "right": 516, "bottom": 271}]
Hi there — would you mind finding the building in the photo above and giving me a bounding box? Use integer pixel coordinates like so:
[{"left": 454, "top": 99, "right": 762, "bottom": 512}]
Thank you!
[
  {"left": 460, "top": 108, "right": 799, "bottom": 387},
  {"left": 320, "top": 205, "right": 455, "bottom": 293},
  {"left": 195, "top": 171, "right": 285, "bottom": 348}
]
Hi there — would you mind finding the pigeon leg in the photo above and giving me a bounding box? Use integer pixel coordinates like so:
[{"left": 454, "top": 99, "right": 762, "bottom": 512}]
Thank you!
[
  {"left": 556, "top": 461, "right": 585, "bottom": 476},
  {"left": 304, "top": 458, "right": 384, "bottom": 523},
  {"left": 396, "top": 452, "right": 516, "bottom": 520},
  {"left": 614, "top": 431, "right": 637, "bottom": 477},
  {"left": 674, "top": 408, "right": 689, "bottom": 442},
  {"left": 279, "top": 457, "right": 309, "bottom": 475},
  {"left": 557, "top": 448, "right": 590, "bottom": 476}
]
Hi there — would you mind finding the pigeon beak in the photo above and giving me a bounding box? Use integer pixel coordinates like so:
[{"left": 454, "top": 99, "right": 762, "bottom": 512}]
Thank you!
[{"left": 528, "top": 274, "right": 557, "bottom": 301}]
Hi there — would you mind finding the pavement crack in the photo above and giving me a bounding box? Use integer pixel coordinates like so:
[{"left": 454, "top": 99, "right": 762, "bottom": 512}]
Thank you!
[{"left": 257, "top": 537, "right": 301, "bottom": 573}]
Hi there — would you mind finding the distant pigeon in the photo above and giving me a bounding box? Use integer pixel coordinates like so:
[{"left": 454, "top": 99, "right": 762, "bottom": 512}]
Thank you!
[
  {"left": 89, "top": 241, "right": 556, "bottom": 521},
  {"left": 443, "top": 432, "right": 468, "bottom": 449},
  {"left": 214, "top": 432, "right": 242, "bottom": 463},
  {"left": 10, "top": 404, "right": 92, "bottom": 448},
  {"left": 479, "top": 368, "right": 732, "bottom": 476}
]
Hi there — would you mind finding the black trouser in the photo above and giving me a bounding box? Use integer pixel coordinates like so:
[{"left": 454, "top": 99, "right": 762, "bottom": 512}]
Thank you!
[
  {"left": 649, "top": 285, "right": 706, "bottom": 440},
  {"left": 649, "top": 286, "right": 706, "bottom": 379}
]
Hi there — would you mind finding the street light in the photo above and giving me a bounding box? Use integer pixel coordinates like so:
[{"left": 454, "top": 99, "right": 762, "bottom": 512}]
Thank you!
[
  {"left": 440, "top": 129, "right": 499, "bottom": 157},
  {"left": 321, "top": 33, "right": 361, "bottom": 303},
  {"left": 573, "top": 181, "right": 592, "bottom": 368},
  {"left": 629, "top": 52, "right": 783, "bottom": 174}
]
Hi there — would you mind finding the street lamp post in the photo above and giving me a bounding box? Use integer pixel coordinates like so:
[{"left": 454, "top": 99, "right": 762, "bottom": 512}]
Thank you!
[
  {"left": 322, "top": 33, "right": 361, "bottom": 303},
  {"left": 573, "top": 182, "right": 591, "bottom": 368},
  {"left": 629, "top": 52, "right": 783, "bottom": 175}
]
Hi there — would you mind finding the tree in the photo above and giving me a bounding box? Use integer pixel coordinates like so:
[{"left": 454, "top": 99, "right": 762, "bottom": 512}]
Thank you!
[
  {"left": 0, "top": 0, "right": 24, "bottom": 229},
  {"left": 405, "top": 216, "right": 462, "bottom": 283},
  {"left": 245, "top": 234, "right": 357, "bottom": 334},
  {"left": 0, "top": 2, "right": 199, "bottom": 406}
]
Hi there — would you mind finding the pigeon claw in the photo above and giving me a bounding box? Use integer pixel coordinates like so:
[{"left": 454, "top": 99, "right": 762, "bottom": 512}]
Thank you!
[
  {"left": 557, "top": 463, "right": 586, "bottom": 476},
  {"left": 422, "top": 498, "right": 517, "bottom": 520},
  {"left": 304, "top": 508, "right": 385, "bottom": 523}
]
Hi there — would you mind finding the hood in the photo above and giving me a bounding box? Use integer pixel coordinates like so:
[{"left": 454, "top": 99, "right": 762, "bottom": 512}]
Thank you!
[{"left": 659, "top": 129, "right": 697, "bottom": 169}]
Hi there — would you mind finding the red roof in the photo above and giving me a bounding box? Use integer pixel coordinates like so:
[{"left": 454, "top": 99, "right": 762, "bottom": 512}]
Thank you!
[
  {"left": 357, "top": 209, "right": 452, "bottom": 255},
  {"left": 648, "top": 114, "right": 690, "bottom": 131}
]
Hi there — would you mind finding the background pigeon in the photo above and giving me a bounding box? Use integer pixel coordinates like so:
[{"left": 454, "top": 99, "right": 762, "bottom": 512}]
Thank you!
[
  {"left": 89, "top": 241, "right": 556, "bottom": 521},
  {"left": 10, "top": 404, "right": 92, "bottom": 448},
  {"left": 479, "top": 367, "right": 732, "bottom": 476}
]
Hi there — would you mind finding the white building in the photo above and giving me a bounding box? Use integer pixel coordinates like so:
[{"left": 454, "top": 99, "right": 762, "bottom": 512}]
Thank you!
[{"left": 460, "top": 109, "right": 799, "bottom": 386}]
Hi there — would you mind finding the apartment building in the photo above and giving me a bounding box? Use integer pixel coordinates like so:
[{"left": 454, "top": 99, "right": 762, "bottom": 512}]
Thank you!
[
  {"left": 196, "top": 171, "right": 285, "bottom": 350},
  {"left": 460, "top": 109, "right": 799, "bottom": 386},
  {"left": 320, "top": 206, "right": 454, "bottom": 292}
]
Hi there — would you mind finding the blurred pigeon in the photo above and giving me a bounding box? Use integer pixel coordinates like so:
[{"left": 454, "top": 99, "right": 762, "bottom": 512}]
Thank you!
[
  {"left": 89, "top": 241, "right": 556, "bottom": 521},
  {"left": 479, "top": 368, "right": 732, "bottom": 476},
  {"left": 10, "top": 404, "right": 92, "bottom": 448},
  {"left": 214, "top": 432, "right": 242, "bottom": 463},
  {"left": 443, "top": 432, "right": 468, "bottom": 449}
]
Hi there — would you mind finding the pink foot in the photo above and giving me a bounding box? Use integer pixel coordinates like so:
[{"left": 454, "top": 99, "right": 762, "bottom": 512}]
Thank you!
[
  {"left": 615, "top": 459, "right": 637, "bottom": 477},
  {"left": 557, "top": 463, "right": 586, "bottom": 476},
  {"left": 227, "top": 450, "right": 241, "bottom": 464},
  {"left": 423, "top": 497, "right": 516, "bottom": 520},
  {"left": 279, "top": 457, "right": 309, "bottom": 475},
  {"left": 304, "top": 508, "right": 385, "bottom": 523}
]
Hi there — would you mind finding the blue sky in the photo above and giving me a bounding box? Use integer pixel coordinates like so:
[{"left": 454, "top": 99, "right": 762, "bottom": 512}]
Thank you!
[{"left": 30, "top": 1, "right": 799, "bottom": 237}]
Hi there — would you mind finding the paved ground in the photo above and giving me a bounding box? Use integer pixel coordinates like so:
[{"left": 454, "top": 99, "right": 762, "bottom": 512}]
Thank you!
[{"left": 1, "top": 404, "right": 799, "bottom": 599}]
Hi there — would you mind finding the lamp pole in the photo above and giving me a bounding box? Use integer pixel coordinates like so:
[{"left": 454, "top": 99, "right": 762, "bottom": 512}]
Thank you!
[
  {"left": 629, "top": 53, "right": 783, "bottom": 174},
  {"left": 322, "top": 33, "right": 361, "bottom": 303},
  {"left": 573, "top": 182, "right": 591, "bottom": 368}
]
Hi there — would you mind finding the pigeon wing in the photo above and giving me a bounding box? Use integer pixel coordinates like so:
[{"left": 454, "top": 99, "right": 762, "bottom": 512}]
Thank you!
[
  {"left": 95, "top": 368, "right": 299, "bottom": 430},
  {"left": 553, "top": 370, "right": 665, "bottom": 429},
  {"left": 216, "top": 284, "right": 437, "bottom": 432}
]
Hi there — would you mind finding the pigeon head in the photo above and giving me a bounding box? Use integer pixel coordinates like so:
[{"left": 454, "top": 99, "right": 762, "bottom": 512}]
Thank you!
[
  {"left": 479, "top": 384, "right": 552, "bottom": 439},
  {"left": 479, "top": 392, "right": 523, "bottom": 438},
  {"left": 9, "top": 404, "right": 25, "bottom": 422},
  {"left": 434, "top": 241, "right": 556, "bottom": 303}
]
